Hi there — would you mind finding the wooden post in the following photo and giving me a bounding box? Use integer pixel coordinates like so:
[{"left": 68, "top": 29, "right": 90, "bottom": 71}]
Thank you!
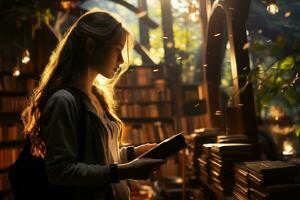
[
  {"left": 160, "top": 0, "right": 185, "bottom": 199},
  {"left": 137, "top": 0, "right": 151, "bottom": 64},
  {"left": 199, "top": 0, "right": 214, "bottom": 128},
  {"left": 203, "top": 4, "right": 227, "bottom": 129},
  {"left": 202, "top": 0, "right": 260, "bottom": 158},
  {"left": 227, "top": 0, "right": 260, "bottom": 158},
  {"left": 160, "top": 0, "right": 183, "bottom": 125}
]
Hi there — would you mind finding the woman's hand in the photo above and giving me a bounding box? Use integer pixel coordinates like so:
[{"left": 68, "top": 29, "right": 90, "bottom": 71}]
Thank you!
[
  {"left": 118, "top": 158, "right": 165, "bottom": 180},
  {"left": 134, "top": 143, "right": 157, "bottom": 158}
]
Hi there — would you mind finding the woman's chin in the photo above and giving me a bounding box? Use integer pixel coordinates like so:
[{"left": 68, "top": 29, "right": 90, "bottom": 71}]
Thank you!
[{"left": 97, "top": 73, "right": 113, "bottom": 81}]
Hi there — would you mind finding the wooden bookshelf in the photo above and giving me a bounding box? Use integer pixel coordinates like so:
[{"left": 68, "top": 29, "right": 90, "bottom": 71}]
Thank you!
[
  {"left": 0, "top": 188, "right": 12, "bottom": 199},
  {"left": 116, "top": 85, "right": 156, "bottom": 89},
  {"left": 116, "top": 65, "right": 175, "bottom": 141},
  {"left": 0, "top": 70, "right": 36, "bottom": 79},
  {"left": 179, "top": 84, "right": 207, "bottom": 134},
  {"left": 116, "top": 65, "right": 182, "bottom": 178},
  {"left": 0, "top": 140, "right": 25, "bottom": 149},
  {"left": 0, "top": 112, "right": 22, "bottom": 123},
  {"left": 118, "top": 100, "right": 172, "bottom": 105},
  {"left": 0, "top": 68, "right": 35, "bottom": 196},
  {"left": 121, "top": 117, "right": 174, "bottom": 123},
  {"left": 0, "top": 91, "right": 28, "bottom": 96},
  {"left": 0, "top": 168, "right": 8, "bottom": 174}
]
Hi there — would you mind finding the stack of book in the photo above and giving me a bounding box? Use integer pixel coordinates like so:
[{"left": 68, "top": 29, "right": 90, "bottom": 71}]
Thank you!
[
  {"left": 209, "top": 143, "right": 256, "bottom": 198},
  {"left": 186, "top": 128, "right": 219, "bottom": 185},
  {"left": 233, "top": 162, "right": 251, "bottom": 199},
  {"left": 234, "top": 160, "right": 300, "bottom": 200},
  {"left": 217, "top": 135, "right": 249, "bottom": 144},
  {"left": 199, "top": 143, "right": 215, "bottom": 184}
]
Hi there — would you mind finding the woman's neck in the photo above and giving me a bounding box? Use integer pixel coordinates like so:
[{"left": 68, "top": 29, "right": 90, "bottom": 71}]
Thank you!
[{"left": 71, "top": 68, "right": 98, "bottom": 97}]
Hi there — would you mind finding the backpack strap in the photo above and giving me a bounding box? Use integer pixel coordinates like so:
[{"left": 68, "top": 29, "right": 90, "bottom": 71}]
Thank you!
[{"left": 62, "top": 87, "right": 86, "bottom": 161}]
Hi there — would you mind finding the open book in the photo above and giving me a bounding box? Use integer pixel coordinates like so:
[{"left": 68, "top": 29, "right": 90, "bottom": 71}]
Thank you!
[{"left": 138, "top": 132, "right": 188, "bottom": 159}]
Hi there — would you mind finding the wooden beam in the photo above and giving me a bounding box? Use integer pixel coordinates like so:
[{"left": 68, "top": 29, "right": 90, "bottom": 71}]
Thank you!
[
  {"left": 203, "top": 0, "right": 260, "bottom": 157},
  {"left": 203, "top": 3, "right": 227, "bottom": 129},
  {"left": 133, "top": 41, "right": 156, "bottom": 65},
  {"left": 137, "top": 0, "right": 150, "bottom": 64},
  {"left": 227, "top": 0, "right": 260, "bottom": 157},
  {"left": 199, "top": 0, "right": 213, "bottom": 128},
  {"left": 108, "top": 0, "right": 159, "bottom": 28}
]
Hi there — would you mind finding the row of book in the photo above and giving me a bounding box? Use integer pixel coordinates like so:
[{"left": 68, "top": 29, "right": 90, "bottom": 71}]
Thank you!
[
  {"left": 0, "top": 148, "right": 20, "bottom": 169},
  {"left": 234, "top": 160, "right": 300, "bottom": 200},
  {"left": 0, "top": 77, "right": 35, "bottom": 91},
  {"left": 0, "top": 173, "right": 10, "bottom": 191},
  {"left": 117, "top": 67, "right": 156, "bottom": 86},
  {"left": 0, "top": 96, "right": 27, "bottom": 112},
  {"left": 0, "top": 123, "right": 23, "bottom": 142},
  {"left": 182, "top": 87, "right": 203, "bottom": 102},
  {"left": 115, "top": 88, "right": 171, "bottom": 103},
  {"left": 116, "top": 85, "right": 203, "bottom": 104},
  {"left": 118, "top": 103, "right": 172, "bottom": 118},
  {"left": 160, "top": 157, "right": 180, "bottom": 178},
  {"left": 122, "top": 122, "right": 174, "bottom": 145},
  {"left": 180, "top": 116, "right": 205, "bottom": 135}
]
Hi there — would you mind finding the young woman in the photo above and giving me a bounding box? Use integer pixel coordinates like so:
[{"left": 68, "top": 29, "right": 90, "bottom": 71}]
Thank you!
[{"left": 21, "top": 9, "right": 165, "bottom": 200}]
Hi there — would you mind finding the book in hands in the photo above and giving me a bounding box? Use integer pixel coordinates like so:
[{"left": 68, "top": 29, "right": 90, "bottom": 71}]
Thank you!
[{"left": 138, "top": 132, "right": 188, "bottom": 160}]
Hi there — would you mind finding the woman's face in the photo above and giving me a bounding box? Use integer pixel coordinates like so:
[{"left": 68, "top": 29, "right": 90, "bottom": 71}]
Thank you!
[{"left": 90, "top": 34, "right": 126, "bottom": 79}]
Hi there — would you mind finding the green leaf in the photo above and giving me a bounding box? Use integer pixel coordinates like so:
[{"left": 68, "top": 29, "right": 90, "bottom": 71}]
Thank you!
[
  {"left": 279, "top": 56, "right": 295, "bottom": 70},
  {"left": 275, "top": 36, "right": 286, "bottom": 48},
  {"left": 294, "top": 123, "right": 300, "bottom": 137},
  {"left": 275, "top": 76, "right": 283, "bottom": 85},
  {"left": 260, "top": 95, "right": 272, "bottom": 106},
  {"left": 284, "top": 88, "right": 298, "bottom": 105}
]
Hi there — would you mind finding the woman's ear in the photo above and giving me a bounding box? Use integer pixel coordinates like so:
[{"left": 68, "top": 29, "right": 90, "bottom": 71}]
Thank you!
[{"left": 86, "top": 37, "right": 96, "bottom": 56}]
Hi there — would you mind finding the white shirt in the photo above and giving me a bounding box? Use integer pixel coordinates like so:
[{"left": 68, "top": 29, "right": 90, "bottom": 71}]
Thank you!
[{"left": 102, "top": 113, "right": 130, "bottom": 200}]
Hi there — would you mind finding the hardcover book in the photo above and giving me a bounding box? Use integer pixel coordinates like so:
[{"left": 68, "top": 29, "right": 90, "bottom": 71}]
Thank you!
[{"left": 138, "top": 132, "right": 188, "bottom": 159}]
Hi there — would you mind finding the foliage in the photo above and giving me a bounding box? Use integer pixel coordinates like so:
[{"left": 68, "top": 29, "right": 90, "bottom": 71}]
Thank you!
[
  {"left": 248, "top": 36, "right": 300, "bottom": 132},
  {"left": 247, "top": 0, "right": 300, "bottom": 134},
  {"left": 171, "top": 0, "right": 202, "bottom": 84},
  {"left": 0, "top": 0, "right": 53, "bottom": 34},
  {"left": 220, "top": 0, "right": 300, "bottom": 134}
]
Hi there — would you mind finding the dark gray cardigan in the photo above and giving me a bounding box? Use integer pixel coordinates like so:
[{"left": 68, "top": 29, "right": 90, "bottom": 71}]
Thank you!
[{"left": 41, "top": 89, "right": 132, "bottom": 200}]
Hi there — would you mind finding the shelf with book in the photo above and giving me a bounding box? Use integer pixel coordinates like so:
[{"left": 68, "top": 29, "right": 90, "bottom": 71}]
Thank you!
[
  {"left": 0, "top": 168, "right": 8, "bottom": 174},
  {"left": 116, "top": 65, "right": 175, "bottom": 140},
  {"left": 122, "top": 121, "right": 175, "bottom": 145},
  {"left": 116, "top": 85, "right": 156, "bottom": 89},
  {"left": 116, "top": 65, "right": 181, "bottom": 178},
  {"left": 0, "top": 73, "right": 36, "bottom": 92},
  {"left": 0, "top": 145, "right": 21, "bottom": 168},
  {"left": 0, "top": 188, "right": 12, "bottom": 200},
  {"left": 117, "top": 65, "right": 161, "bottom": 87},
  {"left": 118, "top": 100, "right": 172, "bottom": 105},
  {"left": 0, "top": 140, "right": 25, "bottom": 149},
  {"left": 118, "top": 104, "right": 172, "bottom": 118},
  {"left": 0, "top": 96, "right": 27, "bottom": 112},
  {"left": 0, "top": 173, "right": 12, "bottom": 200},
  {"left": 0, "top": 65, "right": 36, "bottom": 196},
  {"left": 0, "top": 91, "right": 28, "bottom": 96},
  {"left": 121, "top": 117, "right": 174, "bottom": 123},
  {"left": 0, "top": 112, "right": 22, "bottom": 123},
  {"left": 0, "top": 70, "right": 36, "bottom": 78},
  {"left": 116, "top": 89, "right": 171, "bottom": 104},
  {"left": 179, "top": 84, "right": 207, "bottom": 134}
]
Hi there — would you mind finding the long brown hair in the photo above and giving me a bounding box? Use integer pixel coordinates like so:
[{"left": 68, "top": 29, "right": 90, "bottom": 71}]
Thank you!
[{"left": 22, "top": 9, "right": 134, "bottom": 157}]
